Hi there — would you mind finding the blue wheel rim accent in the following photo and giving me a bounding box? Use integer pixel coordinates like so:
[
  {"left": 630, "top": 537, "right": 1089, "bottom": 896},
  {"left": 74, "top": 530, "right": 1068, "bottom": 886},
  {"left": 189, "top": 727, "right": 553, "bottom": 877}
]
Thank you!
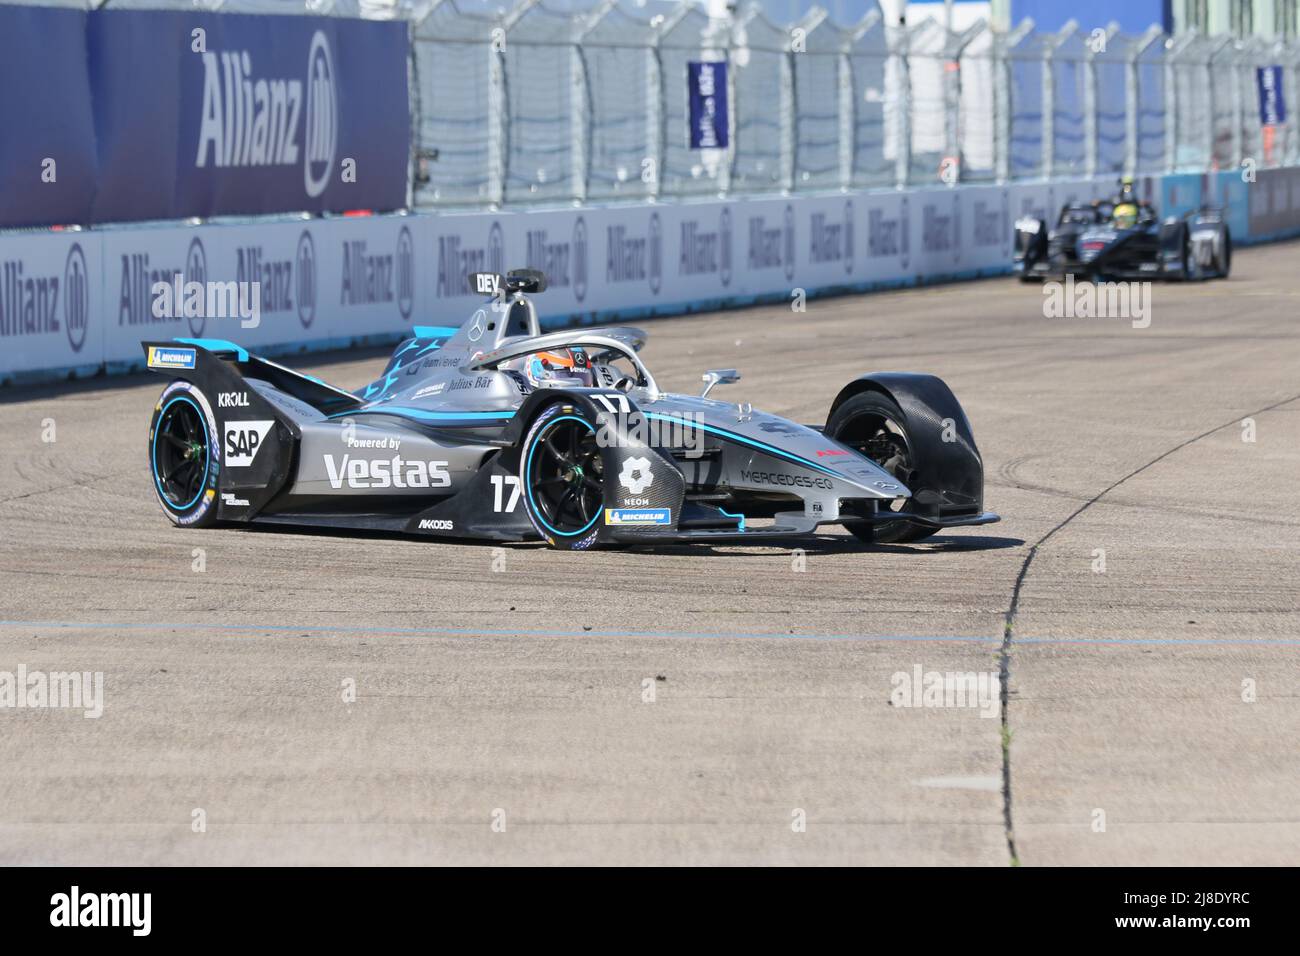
[
  {"left": 524, "top": 414, "right": 601, "bottom": 538},
  {"left": 152, "top": 394, "right": 209, "bottom": 512}
]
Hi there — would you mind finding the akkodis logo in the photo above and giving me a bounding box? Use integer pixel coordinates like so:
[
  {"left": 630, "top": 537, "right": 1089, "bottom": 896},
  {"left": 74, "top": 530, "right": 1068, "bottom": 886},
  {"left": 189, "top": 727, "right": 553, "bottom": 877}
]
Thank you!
[{"left": 194, "top": 30, "right": 337, "bottom": 200}]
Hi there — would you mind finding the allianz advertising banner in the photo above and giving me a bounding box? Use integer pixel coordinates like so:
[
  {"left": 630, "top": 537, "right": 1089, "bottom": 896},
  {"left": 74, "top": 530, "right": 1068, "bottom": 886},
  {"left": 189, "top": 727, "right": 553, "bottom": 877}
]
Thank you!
[
  {"left": 88, "top": 11, "right": 409, "bottom": 223},
  {"left": 0, "top": 10, "right": 409, "bottom": 228}
]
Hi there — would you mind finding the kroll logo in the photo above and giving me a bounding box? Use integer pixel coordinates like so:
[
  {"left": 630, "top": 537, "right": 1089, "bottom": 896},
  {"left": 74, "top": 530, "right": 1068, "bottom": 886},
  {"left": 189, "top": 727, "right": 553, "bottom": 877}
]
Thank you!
[
  {"left": 65, "top": 243, "right": 88, "bottom": 353},
  {"left": 437, "top": 222, "right": 504, "bottom": 299},
  {"left": 605, "top": 212, "right": 662, "bottom": 295},
  {"left": 340, "top": 226, "right": 414, "bottom": 318},
  {"left": 296, "top": 229, "right": 316, "bottom": 328},
  {"left": 809, "top": 200, "right": 855, "bottom": 274},
  {"left": 193, "top": 30, "right": 337, "bottom": 199}
]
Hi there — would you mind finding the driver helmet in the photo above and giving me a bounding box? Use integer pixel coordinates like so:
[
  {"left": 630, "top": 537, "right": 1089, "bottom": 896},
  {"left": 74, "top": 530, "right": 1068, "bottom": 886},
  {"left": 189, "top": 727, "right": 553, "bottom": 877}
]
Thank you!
[
  {"left": 1113, "top": 202, "right": 1138, "bottom": 230},
  {"left": 1116, "top": 175, "right": 1137, "bottom": 203},
  {"left": 506, "top": 347, "right": 594, "bottom": 389}
]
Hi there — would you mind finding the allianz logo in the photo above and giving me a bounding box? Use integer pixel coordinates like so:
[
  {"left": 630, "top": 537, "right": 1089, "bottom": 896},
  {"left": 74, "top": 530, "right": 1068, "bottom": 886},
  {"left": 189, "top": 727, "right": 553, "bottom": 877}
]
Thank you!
[{"left": 194, "top": 31, "right": 337, "bottom": 198}]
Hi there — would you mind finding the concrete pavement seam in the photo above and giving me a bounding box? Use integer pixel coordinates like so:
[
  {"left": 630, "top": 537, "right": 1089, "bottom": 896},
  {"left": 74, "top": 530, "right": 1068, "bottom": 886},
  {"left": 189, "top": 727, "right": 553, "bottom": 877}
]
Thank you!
[{"left": 996, "top": 390, "right": 1300, "bottom": 867}]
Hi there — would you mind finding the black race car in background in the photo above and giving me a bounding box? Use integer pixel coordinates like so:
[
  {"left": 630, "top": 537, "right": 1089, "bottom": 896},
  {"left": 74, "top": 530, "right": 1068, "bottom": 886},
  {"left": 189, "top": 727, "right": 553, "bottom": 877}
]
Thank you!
[{"left": 1014, "top": 198, "right": 1231, "bottom": 281}]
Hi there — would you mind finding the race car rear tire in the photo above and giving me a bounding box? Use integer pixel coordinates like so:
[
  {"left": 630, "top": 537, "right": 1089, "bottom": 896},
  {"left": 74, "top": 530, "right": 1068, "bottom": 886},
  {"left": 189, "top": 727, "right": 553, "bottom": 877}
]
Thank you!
[
  {"left": 148, "top": 381, "right": 220, "bottom": 528},
  {"left": 519, "top": 402, "right": 607, "bottom": 550},
  {"left": 825, "top": 391, "right": 938, "bottom": 545}
]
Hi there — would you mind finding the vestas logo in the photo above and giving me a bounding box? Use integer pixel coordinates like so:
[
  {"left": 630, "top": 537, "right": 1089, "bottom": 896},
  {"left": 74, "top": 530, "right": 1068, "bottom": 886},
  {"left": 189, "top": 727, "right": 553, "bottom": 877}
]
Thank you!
[
  {"left": 64, "top": 244, "right": 88, "bottom": 353},
  {"left": 436, "top": 221, "right": 505, "bottom": 298},
  {"left": 185, "top": 238, "right": 207, "bottom": 336},
  {"left": 296, "top": 230, "right": 316, "bottom": 328},
  {"left": 193, "top": 30, "right": 337, "bottom": 200}
]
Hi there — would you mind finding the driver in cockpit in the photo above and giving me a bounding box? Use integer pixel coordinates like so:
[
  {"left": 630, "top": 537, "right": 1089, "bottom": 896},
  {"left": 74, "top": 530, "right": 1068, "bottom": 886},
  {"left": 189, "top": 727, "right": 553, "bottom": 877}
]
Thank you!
[{"left": 501, "top": 347, "right": 595, "bottom": 389}]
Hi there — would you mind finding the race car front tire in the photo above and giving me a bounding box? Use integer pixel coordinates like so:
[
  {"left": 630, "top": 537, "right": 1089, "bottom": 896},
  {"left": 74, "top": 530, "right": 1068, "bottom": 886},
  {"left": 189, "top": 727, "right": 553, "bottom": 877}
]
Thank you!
[
  {"left": 519, "top": 402, "right": 608, "bottom": 550},
  {"left": 825, "top": 391, "right": 939, "bottom": 545},
  {"left": 148, "top": 381, "right": 220, "bottom": 528}
]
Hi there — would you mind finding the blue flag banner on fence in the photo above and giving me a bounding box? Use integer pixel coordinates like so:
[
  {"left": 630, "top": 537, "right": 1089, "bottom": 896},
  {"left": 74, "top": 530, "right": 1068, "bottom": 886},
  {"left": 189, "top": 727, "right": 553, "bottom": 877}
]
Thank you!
[
  {"left": 687, "top": 62, "right": 728, "bottom": 150},
  {"left": 1257, "top": 66, "right": 1287, "bottom": 126}
]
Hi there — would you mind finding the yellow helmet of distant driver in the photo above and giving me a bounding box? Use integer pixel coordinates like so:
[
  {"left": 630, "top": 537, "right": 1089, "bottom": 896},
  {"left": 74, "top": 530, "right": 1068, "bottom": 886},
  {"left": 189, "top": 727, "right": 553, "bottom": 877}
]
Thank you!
[{"left": 1113, "top": 202, "right": 1138, "bottom": 230}]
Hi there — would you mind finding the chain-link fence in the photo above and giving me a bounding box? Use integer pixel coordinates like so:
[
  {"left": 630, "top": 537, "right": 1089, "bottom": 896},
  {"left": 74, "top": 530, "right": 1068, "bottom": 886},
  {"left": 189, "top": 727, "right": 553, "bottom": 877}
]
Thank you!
[{"left": 408, "top": 0, "right": 1300, "bottom": 209}]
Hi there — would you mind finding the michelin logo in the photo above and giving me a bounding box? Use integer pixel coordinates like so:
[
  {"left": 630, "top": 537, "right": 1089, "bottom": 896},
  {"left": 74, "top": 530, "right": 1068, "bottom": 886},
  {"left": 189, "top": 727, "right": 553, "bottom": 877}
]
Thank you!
[
  {"left": 146, "top": 346, "right": 196, "bottom": 370},
  {"left": 604, "top": 508, "right": 671, "bottom": 526},
  {"left": 194, "top": 31, "right": 337, "bottom": 199}
]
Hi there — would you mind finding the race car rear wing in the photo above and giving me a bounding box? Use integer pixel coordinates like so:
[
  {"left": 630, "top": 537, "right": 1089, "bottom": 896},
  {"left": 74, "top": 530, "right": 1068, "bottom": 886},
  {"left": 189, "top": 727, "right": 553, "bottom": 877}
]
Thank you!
[{"left": 142, "top": 338, "right": 362, "bottom": 417}]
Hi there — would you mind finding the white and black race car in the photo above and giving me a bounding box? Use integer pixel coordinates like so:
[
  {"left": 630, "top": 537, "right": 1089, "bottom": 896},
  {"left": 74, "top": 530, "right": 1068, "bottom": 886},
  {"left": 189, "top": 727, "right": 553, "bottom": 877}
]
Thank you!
[{"left": 144, "top": 269, "right": 998, "bottom": 549}]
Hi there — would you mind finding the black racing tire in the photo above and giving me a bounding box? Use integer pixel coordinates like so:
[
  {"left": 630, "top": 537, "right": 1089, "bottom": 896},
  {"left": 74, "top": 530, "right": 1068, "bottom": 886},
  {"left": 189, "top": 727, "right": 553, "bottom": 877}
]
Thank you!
[
  {"left": 148, "top": 381, "right": 220, "bottom": 527},
  {"left": 1219, "top": 228, "right": 1232, "bottom": 279},
  {"left": 825, "top": 391, "right": 938, "bottom": 545},
  {"left": 519, "top": 402, "right": 607, "bottom": 550}
]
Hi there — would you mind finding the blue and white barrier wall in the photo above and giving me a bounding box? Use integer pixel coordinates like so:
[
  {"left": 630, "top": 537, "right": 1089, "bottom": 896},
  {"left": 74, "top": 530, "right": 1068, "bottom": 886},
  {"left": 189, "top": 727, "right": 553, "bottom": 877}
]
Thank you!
[{"left": 2, "top": 168, "right": 1297, "bottom": 386}]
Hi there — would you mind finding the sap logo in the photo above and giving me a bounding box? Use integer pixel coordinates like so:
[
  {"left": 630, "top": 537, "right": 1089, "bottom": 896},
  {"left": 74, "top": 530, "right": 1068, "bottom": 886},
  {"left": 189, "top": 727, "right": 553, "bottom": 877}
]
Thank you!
[
  {"left": 224, "top": 421, "right": 273, "bottom": 467},
  {"left": 323, "top": 454, "right": 451, "bottom": 490},
  {"left": 417, "top": 518, "right": 453, "bottom": 531},
  {"left": 194, "top": 31, "right": 336, "bottom": 200},
  {"left": 218, "top": 392, "right": 249, "bottom": 408}
]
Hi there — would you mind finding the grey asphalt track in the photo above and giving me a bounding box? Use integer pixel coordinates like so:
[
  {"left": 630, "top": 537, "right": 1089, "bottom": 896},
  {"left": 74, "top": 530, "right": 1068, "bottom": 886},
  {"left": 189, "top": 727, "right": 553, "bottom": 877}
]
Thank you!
[{"left": 1, "top": 244, "right": 1297, "bottom": 865}]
